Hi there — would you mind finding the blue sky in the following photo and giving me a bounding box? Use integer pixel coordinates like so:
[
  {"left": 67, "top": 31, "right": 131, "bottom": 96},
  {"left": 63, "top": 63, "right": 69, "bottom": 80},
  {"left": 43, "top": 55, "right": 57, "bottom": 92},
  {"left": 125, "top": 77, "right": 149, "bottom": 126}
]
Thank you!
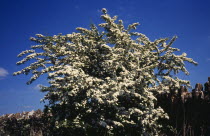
[{"left": 0, "top": 0, "right": 209, "bottom": 115}]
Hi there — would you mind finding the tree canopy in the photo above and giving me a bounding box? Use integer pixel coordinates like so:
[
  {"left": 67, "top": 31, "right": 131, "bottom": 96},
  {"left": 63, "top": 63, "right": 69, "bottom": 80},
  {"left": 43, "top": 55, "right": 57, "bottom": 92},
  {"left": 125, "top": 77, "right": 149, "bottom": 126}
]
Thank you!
[{"left": 14, "top": 8, "right": 197, "bottom": 135}]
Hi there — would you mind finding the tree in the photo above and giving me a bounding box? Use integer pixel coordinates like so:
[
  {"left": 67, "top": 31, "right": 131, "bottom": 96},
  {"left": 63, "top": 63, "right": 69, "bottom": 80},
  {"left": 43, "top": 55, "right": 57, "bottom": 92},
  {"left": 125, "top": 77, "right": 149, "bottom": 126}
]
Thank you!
[{"left": 14, "top": 8, "right": 197, "bottom": 135}]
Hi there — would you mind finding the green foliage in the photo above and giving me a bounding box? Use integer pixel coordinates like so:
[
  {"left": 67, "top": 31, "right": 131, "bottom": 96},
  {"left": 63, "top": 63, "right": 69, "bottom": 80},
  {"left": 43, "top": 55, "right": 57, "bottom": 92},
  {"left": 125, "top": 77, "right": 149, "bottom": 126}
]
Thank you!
[
  {"left": 0, "top": 110, "right": 45, "bottom": 136},
  {"left": 14, "top": 8, "right": 197, "bottom": 135}
]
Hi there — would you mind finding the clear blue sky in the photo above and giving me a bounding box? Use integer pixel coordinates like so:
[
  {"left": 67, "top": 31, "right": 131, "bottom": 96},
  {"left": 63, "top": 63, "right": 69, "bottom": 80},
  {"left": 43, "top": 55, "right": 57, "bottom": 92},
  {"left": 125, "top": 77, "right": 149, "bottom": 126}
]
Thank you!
[{"left": 0, "top": 0, "right": 209, "bottom": 115}]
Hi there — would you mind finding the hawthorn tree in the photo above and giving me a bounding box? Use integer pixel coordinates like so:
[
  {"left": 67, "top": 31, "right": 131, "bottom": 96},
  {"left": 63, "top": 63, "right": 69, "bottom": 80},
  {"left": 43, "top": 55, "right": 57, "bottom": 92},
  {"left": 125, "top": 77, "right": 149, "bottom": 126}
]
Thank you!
[{"left": 14, "top": 8, "right": 197, "bottom": 135}]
